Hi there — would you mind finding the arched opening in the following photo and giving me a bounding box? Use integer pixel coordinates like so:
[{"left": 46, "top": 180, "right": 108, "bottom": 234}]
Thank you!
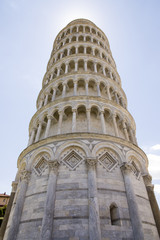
[
  {"left": 66, "top": 79, "right": 74, "bottom": 97},
  {"left": 55, "top": 83, "right": 63, "bottom": 99},
  {"left": 59, "top": 63, "right": 65, "bottom": 76},
  {"left": 53, "top": 68, "right": 58, "bottom": 79},
  {"left": 62, "top": 107, "right": 72, "bottom": 133},
  {"left": 100, "top": 82, "right": 107, "bottom": 98},
  {"left": 90, "top": 106, "right": 100, "bottom": 133},
  {"left": 72, "top": 26, "right": 77, "bottom": 33},
  {"left": 65, "top": 38, "right": 69, "bottom": 44},
  {"left": 79, "top": 25, "right": 83, "bottom": 32},
  {"left": 66, "top": 29, "right": 70, "bottom": 35},
  {"left": 78, "top": 46, "right": 84, "bottom": 54},
  {"left": 104, "top": 109, "right": 113, "bottom": 135},
  {"left": 77, "top": 105, "right": 87, "bottom": 132},
  {"left": 97, "top": 63, "right": 103, "bottom": 74},
  {"left": 57, "top": 53, "right": 61, "bottom": 61},
  {"left": 110, "top": 204, "right": 120, "bottom": 226},
  {"left": 61, "top": 32, "right": 64, "bottom": 39},
  {"left": 93, "top": 38, "right": 98, "bottom": 44},
  {"left": 50, "top": 110, "right": 59, "bottom": 135},
  {"left": 85, "top": 26, "right": 90, "bottom": 33},
  {"left": 99, "top": 41, "right": 104, "bottom": 48},
  {"left": 63, "top": 49, "right": 67, "bottom": 57},
  {"left": 86, "top": 47, "right": 92, "bottom": 54},
  {"left": 110, "top": 87, "right": 116, "bottom": 103},
  {"left": 78, "top": 60, "right": 84, "bottom": 72},
  {"left": 105, "top": 68, "right": 110, "bottom": 78},
  {"left": 68, "top": 61, "right": 75, "bottom": 73},
  {"left": 98, "top": 31, "right": 101, "bottom": 37},
  {"left": 77, "top": 79, "right": 85, "bottom": 95},
  {"left": 88, "top": 80, "right": 96, "bottom": 96},
  {"left": 71, "top": 36, "right": 76, "bottom": 42},
  {"left": 86, "top": 36, "right": 91, "bottom": 42},
  {"left": 95, "top": 49, "right": 100, "bottom": 57},
  {"left": 102, "top": 53, "right": 106, "bottom": 60},
  {"left": 70, "top": 46, "right": 76, "bottom": 55},
  {"left": 87, "top": 61, "right": 94, "bottom": 72},
  {"left": 78, "top": 35, "right": 84, "bottom": 42},
  {"left": 92, "top": 28, "right": 96, "bottom": 34}
]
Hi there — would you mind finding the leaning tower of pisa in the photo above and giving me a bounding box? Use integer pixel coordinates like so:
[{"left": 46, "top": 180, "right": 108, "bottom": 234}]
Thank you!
[{"left": 3, "top": 19, "right": 160, "bottom": 240}]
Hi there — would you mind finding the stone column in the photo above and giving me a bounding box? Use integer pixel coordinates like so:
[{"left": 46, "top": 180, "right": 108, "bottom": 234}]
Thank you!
[
  {"left": 44, "top": 93, "right": 49, "bottom": 106},
  {"left": 62, "top": 83, "right": 67, "bottom": 98},
  {"left": 67, "top": 48, "right": 70, "bottom": 56},
  {"left": 85, "top": 81, "right": 89, "bottom": 96},
  {"left": 52, "top": 88, "right": 56, "bottom": 101},
  {"left": 114, "top": 92, "right": 119, "bottom": 104},
  {"left": 84, "top": 60, "right": 87, "bottom": 71},
  {"left": 120, "top": 163, "right": 144, "bottom": 240},
  {"left": 45, "top": 116, "right": 53, "bottom": 138},
  {"left": 84, "top": 46, "right": 86, "bottom": 54},
  {"left": 57, "top": 111, "right": 63, "bottom": 134},
  {"left": 143, "top": 174, "right": 160, "bottom": 237},
  {"left": 40, "top": 161, "right": 59, "bottom": 240},
  {"left": 97, "top": 83, "right": 101, "bottom": 97},
  {"left": 122, "top": 120, "right": 129, "bottom": 141},
  {"left": 57, "top": 68, "right": 60, "bottom": 77},
  {"left": 86, "top": 109, "right": 91, "bottom": 132},
  {"left": 75, "top": 61, "right": 78, "bottom": 72},
  {"left": 28, "top": 127, "right": 36, "bottom": 145},
  {"left": 94, "top": 62, "right": 97, "bottom": 73},
  {"left": 109, "top": 70, "right": 113, "bottom": 79},
  {"left": 106, "top": 85, "right": 111, "bottom": 100},
  {"left": 39, "top": 99, "right": 43, "bottom": 109},
  {"left": 112, "top": 114, "right": 119, "bottom": 137},
  {"left": 100, "top": 110, "right": 106, "bottom": 134},
  {"left": 86, "top": 158, "right": 101, "bottom": 240},
  {"left": 72, "top": 109, "right": 77, "bottom": 132},
  {"left": 0, "top": 182, "right": 18, "bottom": 240},
  {"left": 129, "top": 127, "right": 135, "bottom": 144},
  {"left": 65, "top": 63, "right": 69, "bottom": 74},
  {"left": 6, "top": 171, "right": 31, "bottom": 240},
  {"left": 35, "top": 122, "right": 42, "bottom": 142},
  {"left": 75, "top": 46, "right": 78, "bottom": 54},
  {"left": 73, "top": 81, "right": 77, "bottom": 96}
]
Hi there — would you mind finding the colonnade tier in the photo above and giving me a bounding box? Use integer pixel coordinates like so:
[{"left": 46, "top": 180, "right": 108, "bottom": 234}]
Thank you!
[
  {"left": 42, "top": 56, "right": 121, "bottom": 87},
  {"left": 47, "top": 37, "right": 116, "bottom": 71},
  {"left": 37, "top": 75, "right": 127, "bottom": 110},
  {"left": 28, "top": 100, "right": 137, "bottom": 146}
]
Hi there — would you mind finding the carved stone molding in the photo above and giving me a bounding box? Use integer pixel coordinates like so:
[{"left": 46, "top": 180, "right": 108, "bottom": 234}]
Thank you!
[
  {"left": 20, "top": 170, "right": 31, "bottom": 182},
  {"left": 11, "top": 181, "right": 18, "bottom": 193},
  {"left": 86, "top": 157, "right": 98, "bottom": 166},
  {"left": 120, "top": 162, "right": 132, "bottom": 173},
  {"left": 48, "top": 160, "right": 59, "bottom": 172},
  {"left": 142, "top": 174, "right": 153, "bottom": 188}
]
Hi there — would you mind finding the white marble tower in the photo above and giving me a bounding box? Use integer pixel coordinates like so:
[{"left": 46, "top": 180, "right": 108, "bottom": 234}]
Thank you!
[{"left": 3, "top": 19, "right": 160, "bottom": 240}]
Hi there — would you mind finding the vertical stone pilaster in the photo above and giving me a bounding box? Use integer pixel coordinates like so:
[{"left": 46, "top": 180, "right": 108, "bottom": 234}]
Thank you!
[
  {"left": 45, "top": 116, "right": 53, "bottom": 138},
  {"left": 57, "top": 111, "right": 63, "bottom": 134},
  {"left": 72, "top": 109, "right": 77, "bottom": 132},
  {"left": 100, "top": 110, "right": 106, "bottom": 134},
  {"left": 120, "top": 163, "right": 144, "bottom": 240},
  {"left": 52, "top": 88, "right": 56, "bottom": 101},
  {"left": 86, "top": 109, "right": 91, "bottom": 132},
  {"left": 6, "top": 171, "right": 31, "bottom": 240},
  {"left": 143, "top": 174, "right": 160, "bottom": 237},
  {"left": 40, "top": 161, "right": 59, "bottom": 240},
  {"left": 112, "top": 113, "right": 119, "bottom": 137},
  {"left": 122, "top": 120, "right": 129, "bottom": 141},
  {"left": 85, "top": 81, "right": 89, "bottom": 95},
  {"left": 86, "top": 158, "right": 101, "bottom": 240},
  {"left": 35, "top": 122, "right": 42, "bottom": 142},
  {"left": 73, "top": 81, "right": 77, "bottom": 96}
]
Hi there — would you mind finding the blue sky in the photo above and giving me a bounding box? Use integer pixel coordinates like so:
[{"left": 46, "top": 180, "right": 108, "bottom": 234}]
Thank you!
[{"left": 1, "top": 0, "right": 160, "bottom": 206}]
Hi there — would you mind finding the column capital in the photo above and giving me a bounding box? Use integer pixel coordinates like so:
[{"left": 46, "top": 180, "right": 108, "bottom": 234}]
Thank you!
[
  {"left": 142, "top": 173, "right": 153, "bottom": 187},
  {"left": 86, "top": 158, "right": 98, "bottom": 166},
  {"left": 120, "top": 162, "right": 132, "bottom": 173},
  {"left": 20, "top": 170, "right": 31, "bottom": 182},
  {"left": 11, "top": 181, "right": 18, "bottom": 192},
  {"left": 47, "top": 115, "right": 53, "bottom": 120},
  {"left": 72, "top": 108, "right": 77, "bottom": 113},
  {"left": 48, "top": 160, "right": 59, "bottom": 172}
]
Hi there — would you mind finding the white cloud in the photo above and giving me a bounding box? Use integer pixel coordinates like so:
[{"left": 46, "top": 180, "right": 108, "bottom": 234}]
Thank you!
[
  {"left": 154, "top": 184, "right": 160, "bottom": 194},
  {"left": 147, "top": 153, "right": 160, "bottom": 180},
  {"left": 150, "top": 144, "right": 160, "bottom": 151}
]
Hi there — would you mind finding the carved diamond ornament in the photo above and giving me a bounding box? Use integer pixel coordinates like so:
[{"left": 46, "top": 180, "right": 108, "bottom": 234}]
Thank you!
[
  {"left": 61, "top": 150, "right": 84, "bottom": 170},
  {"left": 98, "top": 151, "right": 118, "bottom": 171},
  {"left": 33, "top": 156, "right": 47, "bottom": 176}
]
